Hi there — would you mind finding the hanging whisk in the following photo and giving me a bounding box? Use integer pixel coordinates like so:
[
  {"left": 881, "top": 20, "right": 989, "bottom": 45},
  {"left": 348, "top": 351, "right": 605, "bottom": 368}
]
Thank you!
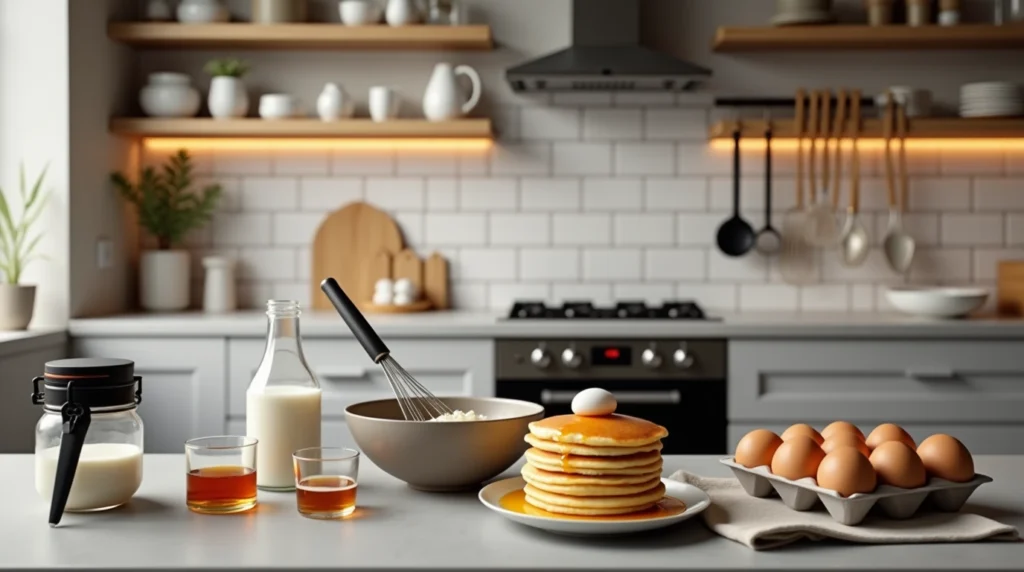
[{"left": 321, "top": 277, "right": 454, "bottom": 421}]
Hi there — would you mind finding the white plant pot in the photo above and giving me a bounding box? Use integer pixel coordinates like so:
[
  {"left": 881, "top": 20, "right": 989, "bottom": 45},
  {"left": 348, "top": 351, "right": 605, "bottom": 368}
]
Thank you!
[
  {"left": 140, "top": 250, "right": 190, "bottom": 312},
  {"left": 0, "top": 284, "right": 36, "bottom": 330},
  {"left": 208, "top": 76, "right": 249, "bottom": 119}
]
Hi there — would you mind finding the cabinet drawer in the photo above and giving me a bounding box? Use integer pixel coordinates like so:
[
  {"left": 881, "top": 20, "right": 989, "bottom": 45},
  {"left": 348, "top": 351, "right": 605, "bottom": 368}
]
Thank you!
[
  {"left": 730, "top": 340, "right": 1024, "bottom": 424},
  {"left": 729, "top": 423, "right": 1024, "bottom": 455},
  {"left": 228, "top": 338, "right": 493, "bottom": 417},
  {"left": 226, "top": 420, "right": 357, "bottom": 450}
]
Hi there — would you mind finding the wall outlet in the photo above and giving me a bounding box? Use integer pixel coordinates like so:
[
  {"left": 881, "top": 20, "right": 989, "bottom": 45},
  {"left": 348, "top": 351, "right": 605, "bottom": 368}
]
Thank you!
[{"left": 96, "top": 237, "right": 113, "bottom": 269}]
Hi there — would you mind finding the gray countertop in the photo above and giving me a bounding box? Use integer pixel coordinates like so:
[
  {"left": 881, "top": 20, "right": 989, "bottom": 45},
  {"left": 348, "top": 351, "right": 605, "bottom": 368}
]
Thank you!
[
  {"left": 67, "top": 311, "right": 1024, "bottom": 339},
  {"left": 0, "top": 328, "right": 66, "bottom": 353},
  {"left": 4, "top": 454, "right": 1022, "bottom": 571}
]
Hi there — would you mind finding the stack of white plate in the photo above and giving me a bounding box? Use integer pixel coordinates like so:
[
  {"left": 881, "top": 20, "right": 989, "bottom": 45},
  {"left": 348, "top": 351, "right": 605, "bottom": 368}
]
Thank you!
[{"left": 960, "top": 82, "right": 1023, "bottom": 118}]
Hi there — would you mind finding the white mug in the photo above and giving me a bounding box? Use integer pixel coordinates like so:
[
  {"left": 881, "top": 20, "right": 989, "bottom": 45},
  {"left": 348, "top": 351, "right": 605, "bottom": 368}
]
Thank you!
[
  {"left": 259, "top": 93, "right": 299, "bottom": 119},
  {"left": 369, "top": 86, "right": 399, "bottom": 122}
]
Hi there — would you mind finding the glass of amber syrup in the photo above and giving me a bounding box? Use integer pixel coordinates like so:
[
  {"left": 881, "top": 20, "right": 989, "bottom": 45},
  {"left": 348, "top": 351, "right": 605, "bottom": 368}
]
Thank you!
[
  {"left": 185, "top": 436, "right": 259, "bottom": 514},
  {"left": 292, "top": 447, "right": 359, "bottom": 520}
]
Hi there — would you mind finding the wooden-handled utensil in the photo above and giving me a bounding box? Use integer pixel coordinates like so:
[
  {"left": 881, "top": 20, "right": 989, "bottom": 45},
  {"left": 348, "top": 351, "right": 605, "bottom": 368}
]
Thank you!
[
  {"left": 840, "top": 90, "right": 869, "bottom": 267},
  {"left": 830, "top": 89, "right": 848, "bottom": 211},
  {"left": 805, "top": 90, "right": 840, "bottom": 247},
  {"left": 779, "top": 89, "right": 816, "bottom": 284},
  {"left": 882, "top": 94, "right": 916, "bottom": 274}
]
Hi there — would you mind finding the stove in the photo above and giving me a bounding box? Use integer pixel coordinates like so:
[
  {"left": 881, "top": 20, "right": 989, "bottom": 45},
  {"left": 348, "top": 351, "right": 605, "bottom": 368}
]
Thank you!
[
  {"left": 496, "top": 299, "right": 727, "bottom": 455},
  {"left": 507, "top": 300, "right": 707, "bottom": 320}
]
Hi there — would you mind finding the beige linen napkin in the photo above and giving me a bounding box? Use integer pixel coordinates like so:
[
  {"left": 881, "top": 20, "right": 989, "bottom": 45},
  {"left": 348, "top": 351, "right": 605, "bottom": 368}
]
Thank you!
[{"left": 669, "top": 470, "right": 1019, "bottom": 550}]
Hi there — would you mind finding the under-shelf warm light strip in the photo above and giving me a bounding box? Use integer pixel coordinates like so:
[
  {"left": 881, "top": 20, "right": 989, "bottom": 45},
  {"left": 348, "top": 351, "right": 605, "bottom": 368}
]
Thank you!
[
  {"left": 142, "top": 138, "right": 494, "bottom": 152},
  {"left": 709, "top": 138, "right": 1024, "bottom": 152}
]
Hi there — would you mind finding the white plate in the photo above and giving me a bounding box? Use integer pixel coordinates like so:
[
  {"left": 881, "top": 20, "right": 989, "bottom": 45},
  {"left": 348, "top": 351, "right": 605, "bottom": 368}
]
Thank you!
[{"left": 478, "top": 476, "right": 711, "bottom": 536}]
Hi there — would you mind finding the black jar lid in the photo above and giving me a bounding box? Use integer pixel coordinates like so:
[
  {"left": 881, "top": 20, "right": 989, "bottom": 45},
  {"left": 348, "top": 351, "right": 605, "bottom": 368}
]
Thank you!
[{"left": 33, "top": 358, "right": 142, "bottom": 410}]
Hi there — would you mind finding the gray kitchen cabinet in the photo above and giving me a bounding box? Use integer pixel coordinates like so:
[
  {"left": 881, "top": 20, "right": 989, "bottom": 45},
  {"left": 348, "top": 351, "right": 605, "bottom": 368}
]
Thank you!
[
  {"left": 729, "top": 423, "right": 1024, "bottom": 455},
  {"left": 71, "top": 338, "right": 227, "bottom": 454}
]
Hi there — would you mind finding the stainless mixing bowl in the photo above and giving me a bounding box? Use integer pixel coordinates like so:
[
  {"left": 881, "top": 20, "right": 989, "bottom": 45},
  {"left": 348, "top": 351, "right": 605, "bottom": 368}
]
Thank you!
[{"left": 345, "top": 397, "right": 544, "bottom": 491}]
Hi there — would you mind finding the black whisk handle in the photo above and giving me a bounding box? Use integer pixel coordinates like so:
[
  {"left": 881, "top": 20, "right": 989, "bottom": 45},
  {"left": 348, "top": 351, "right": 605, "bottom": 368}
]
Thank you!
[{"left": 320, "top": 278, "right": 390, "bottom": 362}]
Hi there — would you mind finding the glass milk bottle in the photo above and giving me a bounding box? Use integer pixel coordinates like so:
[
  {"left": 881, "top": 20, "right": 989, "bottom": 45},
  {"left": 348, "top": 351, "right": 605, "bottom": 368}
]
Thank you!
[{"left": 247, "top": 300, "right": 322, "bottom": 491}]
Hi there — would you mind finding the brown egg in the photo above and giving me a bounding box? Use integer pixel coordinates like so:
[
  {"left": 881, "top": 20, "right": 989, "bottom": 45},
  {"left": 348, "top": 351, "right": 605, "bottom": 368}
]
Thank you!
[
  {"left": 821, "top": 432, "right": 870, "bottom": 457},
  {"left": 869, "top": 441, "right": 927, "bottom": 488},
  {"left": 865, "top": 423, "right": 916, "bottom": 450},
  {"left": 917, "top": 434, "right": 975, "bottom": 483},
  {"left": 735, "top": 429, "right": 783, "bottom": 468},
  {"left": 770, "top": 435, "right": 826, "bottom": 480},
  {"left": 817, "top": 446, "right": 878, "bottom": 497},
  {"left": 821, "top": 420, "right": 865, "bottom": 442},
  {"left": 780, "top": 423, "right": 824, "bottom": 445}
]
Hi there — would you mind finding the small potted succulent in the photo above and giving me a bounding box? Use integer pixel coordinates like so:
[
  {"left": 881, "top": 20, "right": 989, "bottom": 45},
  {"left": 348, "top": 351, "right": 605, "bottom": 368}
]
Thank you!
[
  {"left": 205, "top": 58, "right": 250, "bottom": 118},
  {"left": 0, "top": 164, "right": 49, "bottom": 330},
  {"left": 112, "top": 150, "right": 222, "bottom": 311}
]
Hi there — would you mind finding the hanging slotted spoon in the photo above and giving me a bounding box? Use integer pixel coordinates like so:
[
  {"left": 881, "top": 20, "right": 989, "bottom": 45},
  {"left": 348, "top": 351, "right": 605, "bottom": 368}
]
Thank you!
[
  {"left": 779, "top": 89, "right": 815, "bottom": 284},
  {"left": 840, "top": 90, "right": 870, "bottom": 267}
]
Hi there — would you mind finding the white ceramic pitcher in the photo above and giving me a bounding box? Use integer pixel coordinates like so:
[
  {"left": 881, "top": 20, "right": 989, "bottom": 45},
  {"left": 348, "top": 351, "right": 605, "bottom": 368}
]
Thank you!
[{"left": 422, "top": 63, "right": 482, "bottom": 121}]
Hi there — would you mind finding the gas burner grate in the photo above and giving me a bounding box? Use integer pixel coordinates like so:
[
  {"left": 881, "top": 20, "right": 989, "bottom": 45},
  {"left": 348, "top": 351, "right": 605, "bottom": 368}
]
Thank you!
[{"left": 506, "top": 300, "right": 707, "bottom": 320}]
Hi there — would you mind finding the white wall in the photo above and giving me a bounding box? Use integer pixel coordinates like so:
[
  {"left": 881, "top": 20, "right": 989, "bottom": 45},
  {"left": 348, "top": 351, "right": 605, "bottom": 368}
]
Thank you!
[{"left": 0, "top": 0, "right": 71, "bottom": 327}]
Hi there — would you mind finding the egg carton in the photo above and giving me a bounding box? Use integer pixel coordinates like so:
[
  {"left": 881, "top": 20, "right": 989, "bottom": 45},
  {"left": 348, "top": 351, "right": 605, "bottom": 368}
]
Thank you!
[{"left": 720, "top": 457, "right": 992, "bottom": 526}]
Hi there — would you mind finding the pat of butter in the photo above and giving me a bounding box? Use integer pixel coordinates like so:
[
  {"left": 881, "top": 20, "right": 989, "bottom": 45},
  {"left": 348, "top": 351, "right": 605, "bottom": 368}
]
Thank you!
[{"left": 571, "top": 387, "right": 617, "bottom": 416}]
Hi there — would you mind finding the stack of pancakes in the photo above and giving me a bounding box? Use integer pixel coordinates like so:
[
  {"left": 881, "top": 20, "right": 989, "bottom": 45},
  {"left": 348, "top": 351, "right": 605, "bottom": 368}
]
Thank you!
[{"left": 522, "top": 414, "right": 669, "bottom": 516}]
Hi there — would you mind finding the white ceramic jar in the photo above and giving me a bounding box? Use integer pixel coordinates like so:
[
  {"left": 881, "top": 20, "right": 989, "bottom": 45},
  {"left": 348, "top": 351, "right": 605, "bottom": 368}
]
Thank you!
[
  {"left": 316, "top": 83, "right": 355, "bottom": 121},
  {"left": 140, "top": 73, "right": 201, "bottom": 118},
  {"left": 140, "top": 250, "right": 190, "bottom": 311},
  {"left": 385, "top": 0, "right": 419, "bottom": 25},
  {"left": 202, "top": 256, "right": 236, "bottom": 313},
  {"left": 339, "top": 0, "right": 383, "bottom": 24},
  {"left": 177, "top": 0, "right": 230, "bottom": 23},
  {"left": 208, "top": 76, "right": 249, "bottom": 119}
]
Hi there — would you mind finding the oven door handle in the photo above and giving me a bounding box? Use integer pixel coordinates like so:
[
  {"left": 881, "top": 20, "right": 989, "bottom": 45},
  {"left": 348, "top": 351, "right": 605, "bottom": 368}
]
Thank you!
[{"left": 540, "top": 390, "right": 682, "bottom": 405}]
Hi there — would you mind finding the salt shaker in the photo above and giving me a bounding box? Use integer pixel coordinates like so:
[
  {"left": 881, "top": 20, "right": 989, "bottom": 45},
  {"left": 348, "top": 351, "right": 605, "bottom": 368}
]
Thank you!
[
  {"left": 202, "top": 255, "right": 236, "bottom": 313},
  {"left": 938, "top": 0, "right": 960, "bottom": 24}
]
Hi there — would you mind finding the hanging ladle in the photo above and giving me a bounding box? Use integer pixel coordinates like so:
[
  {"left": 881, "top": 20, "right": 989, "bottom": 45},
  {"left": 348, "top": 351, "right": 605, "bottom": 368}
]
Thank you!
[
  {"left": 716, "top": 124, "right": 756, "bottom": 257},
  {"left": 755, "top": 114, "right": 781, "bottom": 255}
]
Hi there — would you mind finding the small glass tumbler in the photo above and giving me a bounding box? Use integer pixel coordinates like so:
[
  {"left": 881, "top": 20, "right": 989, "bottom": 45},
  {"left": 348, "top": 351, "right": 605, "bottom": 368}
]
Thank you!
[
  {"left": 293, "top": 447, "right": 360, "bottom": 520},
  {"left": 185, "top": 436, "right": 258, "bottom": 514}
]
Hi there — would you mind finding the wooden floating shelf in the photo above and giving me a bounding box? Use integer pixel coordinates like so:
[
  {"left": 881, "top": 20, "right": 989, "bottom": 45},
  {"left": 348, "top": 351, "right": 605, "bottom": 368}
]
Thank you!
[
  {"left": 109, "top": 118, "right": 493, "bottom": 139},
  {"left": 709, "top": 118, "right": 1024, "bottom": 139},
  {"left": 107, "top": 22, "right": 493, "bottom": 50},
  {"left": 714, "top": 24, "right": 1024, "bottom": 52}
]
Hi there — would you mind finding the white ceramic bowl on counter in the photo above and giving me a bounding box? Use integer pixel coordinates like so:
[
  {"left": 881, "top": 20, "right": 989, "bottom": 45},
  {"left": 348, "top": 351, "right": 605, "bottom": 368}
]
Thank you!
[
  {"left": 339, "top": 0, "right": 383, "bottom": 25},
  {"left": 885, "top": 286, "right": 989, "bottom": 319},
  {"left": 139, "top": 73, "right": 201, "bottom": 118}
]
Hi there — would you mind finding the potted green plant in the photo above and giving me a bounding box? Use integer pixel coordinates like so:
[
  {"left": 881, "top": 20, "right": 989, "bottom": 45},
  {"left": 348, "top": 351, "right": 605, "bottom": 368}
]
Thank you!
[
  {"left": 112, "top": 149, "right": 222, "bottom": 311},
  {"left": 0, "top": 164, "right": 49, "bottom": 330},
  {"left": 205, "top": 57, "right": 250, "bottom": 118}
]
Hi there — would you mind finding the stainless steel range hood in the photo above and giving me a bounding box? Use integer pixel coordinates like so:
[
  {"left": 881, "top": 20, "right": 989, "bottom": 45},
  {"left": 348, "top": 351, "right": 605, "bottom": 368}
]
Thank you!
[{"left": 505, "top": 0, "right": 711, "bottom": 93}]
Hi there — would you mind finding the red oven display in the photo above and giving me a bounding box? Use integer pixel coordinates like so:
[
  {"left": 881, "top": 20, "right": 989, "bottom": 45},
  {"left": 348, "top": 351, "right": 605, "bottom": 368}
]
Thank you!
[{"left": 591, "top": 346, "right": 632, "bottom": 366}]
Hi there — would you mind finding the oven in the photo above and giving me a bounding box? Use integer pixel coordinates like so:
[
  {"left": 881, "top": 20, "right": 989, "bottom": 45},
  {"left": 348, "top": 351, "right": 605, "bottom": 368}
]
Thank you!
[{"left": 495, "top": 339, "right": 728, "bottom": 455}]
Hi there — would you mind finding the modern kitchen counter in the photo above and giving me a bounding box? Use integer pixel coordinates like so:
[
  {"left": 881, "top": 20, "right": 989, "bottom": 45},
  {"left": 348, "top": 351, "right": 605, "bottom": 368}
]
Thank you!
[
  {"left": 0, "top": 328, "right": 66, "bottom": 353},
  {"left": 68, "top": 310, "right": 1024, "bottom": 339},
  {"left": 3, "top": 454, "right": 1021, "bottom": 571}
]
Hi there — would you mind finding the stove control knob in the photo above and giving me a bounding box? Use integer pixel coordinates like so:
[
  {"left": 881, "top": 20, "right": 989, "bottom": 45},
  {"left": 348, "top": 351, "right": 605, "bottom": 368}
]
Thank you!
[
  {"left": 561, "top": 348, "right": 583, "bottom": 369},
  {"left": 529, "top": 347, "right": 551, "bottom": 369},
  {"left": 672, "top": 346, "right": 695, "bottom": 370},
  {"left": 641, "top": 348, "right": 662, "bottom": 369}
]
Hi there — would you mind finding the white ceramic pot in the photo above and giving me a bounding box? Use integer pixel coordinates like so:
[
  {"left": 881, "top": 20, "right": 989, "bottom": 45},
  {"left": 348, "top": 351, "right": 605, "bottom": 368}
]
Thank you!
[
  {"left": 140, "top": 250, "right": 190, "bottom": 312},
  {"left": 202, "top": 256, "right": 236, "bottom": 313},
  {"left": 140, "top": 72, "right": 201, "bottom": 118},
  {"left": 385, "top": 0, "right": 419, "bottom": 25},
  {"left": 422, "top": 62, "right": 482, "bottom": 121},
  {"left": 177, "top": 0, "right": 230, "bottom": 23},
  {"left": 208, "top": 76, "right": 249, "bottom": 119},
  {"left": 0, "top": 284, "right": 36, "bottom": 331},
  {"left": 368, "top": 86, "right": 399, "bottom": 121},
  {"left": 339, "top": 0, "right": 382, "bottom": 24},
  {"left": 259, "top": 94, "right": 300, "bottom": 119},
  {"left": 251, "top": 0, "right": 308, "bottom": 23},
  {"left": 145, "top": 0, "right": 173, "bottom": 21},
  {"left": 317, "top": 83, "right": 355, "bottom": 121}
]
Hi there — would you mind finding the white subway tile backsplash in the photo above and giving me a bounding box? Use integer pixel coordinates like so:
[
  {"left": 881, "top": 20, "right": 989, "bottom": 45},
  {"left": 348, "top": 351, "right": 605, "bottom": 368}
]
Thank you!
[
  {"left": 451, "top": 283, "right": 489, "bottom": 309},
  {"left": 492, "top": 104, "right": 521, "bottom": 141},
  {"left": 489, "top": 283, "right": 550, "bottom": 309},
  {"left": 396, "top": 152, "right": 459, "bottom": 175},
  {"left": 458, "top": 151, "right": 490, "bottom": 176},
  {"left": 940, "top": 213, "right": 1003, "bottom": 246},
  {"left": 519, "top": 249, "right": 579, "bottom": 280},
  {"left": 365, "top": 177, "right": 425, "bottom": 210},
  {"left": 612, "top": 283, "right": 675, "bottom": 303},
  {"left": 974, "top": 178, "right": 1024, "bottom": 211},
  {"left": 907, "top": 178, "right": 971, "bottom": 211},
  {"left": 459, "top": 178, "right": 517, "bottom": 211},
  {"left": 615, "top": 143, "right": 675, "bottom": 175},
  {"left": 242, "top": 178, "right": 299, "bottom": 211},
  {"left": 583, "top": 109, "right": 642, "bottom": 141},
  {"left": 490, "top": 143, "right": 551, "bottom": 175},
  {"left": 296, "top": 248, "right": 310, "bottom": 281},
  {"left": 424, "top": 213, "right": 486, "bottom": 245},
  {"left": 821, "top": 249, "right": 895, "bottom": 283},
  {"left": 582, "top": 178, "right": 643, "bottom": 211},
  {"left": 940, "top": 150, "right": 1004, "bottom": 175},
  {"left": 613, "top": 92, "right": 674, "bottom": 106},
  {"left": 426, "top": 178, "right": 458, "bottom": 210},
  {"left": 553, "top": 93, "right": 612, "bottom": 107},
  {"left": 676, "top": 283, "right": 736, "bottom": 312},
  {"left": 553, "top": 214, "right": 611, "bottom": 245},
  {"left": 393, "top": 212, "right": 424, "bottom": 246},
  {"left": 521, "top": 107, "right": 580, "bottom": 140},
  {"left": 908, "top": 248, "right": 972, "bottom": 282},
  {"left": 740, "top": 284, "right": 798, "bottom": 311},
  {"left": 212, "top": 213, "right": 271, "bottom": 246},
  {"left": 645, "top": 249, "right": 706, "bottom": 281},
  {"left": 458, "top": 249, "right": 517, "bottom": 280},
  {"left": 273, "top": 151, "right": 329, "bottom": 176},
  {"left": 332, "top": 151, "right": 395, "bottom": 175},
  {"left": 799, "top": 285, "right": 850, "bottom": 312},
  {"left": 678, "top": 213, "right": 725, "bottom": 245},
  {"left": 644, "top": 178, "right": 708, "bottom": 211},
  {"left": 238, "top": 248, "right": 296, "bottom": 280},
  {"left": 299, "top": 177, "right": 362, "bottom": 211},
  {"left": 490, "top": 214, "right": 550, "bottom": 245},
  {"left": 554, "top": 143, "right": 613, "bottom": 175},
  {"left": 614, "top": 214, "right": 674, "bottom": 246},
  {"left": 974, "top": 248, "right": 1024, "bottom": 281},
  {"left": 582, "top": 249, "right": 642, "bottom": 280},
  {"left": 214, "top": 151, "right": 272, "bottom": 175},
  {"left": 271, "top": 282, "right": 311, "bottom": 308},
  {"left": 644, "top": 108, "right": 708, "bottom": 141},
  {"left": 678, "top": 142, "right": 731, "bottom": 175},
  {"left": 237, "top": 281, "right": 274, "bottom": 310},
  {"left": 551, "top": 283, "right": 613, "bottom": 305},
  {"left": 273, "top": 213, "right": 324, "bottom": 246},
  {"left": 708, "top": 250, "right": 769, "bottom": 282},
  {"left": 521, "top": 178, "right": 581, "bottom": 211},
  {"left": 1007, "top": 214, "right": 1024, "bottom": 245},
  {"left": 204, "top": 177, "right": 241, "bottom": 212}
]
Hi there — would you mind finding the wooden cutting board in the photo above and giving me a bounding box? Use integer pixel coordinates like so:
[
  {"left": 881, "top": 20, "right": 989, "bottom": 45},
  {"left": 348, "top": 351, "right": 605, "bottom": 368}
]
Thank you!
[
  {"left": 423, "top": 252, "right": 450, "bottom": 310},
  {"left": 392, "top": 249, "right": 424, "bottom": 294},
  {"left": 311, "top": 202, "right": 403, "bottom": 310}
]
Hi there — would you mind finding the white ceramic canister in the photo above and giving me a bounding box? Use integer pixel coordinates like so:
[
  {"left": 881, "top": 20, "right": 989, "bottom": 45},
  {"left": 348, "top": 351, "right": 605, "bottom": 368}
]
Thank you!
[
  {"left": 316, "top": 83, "right": 355, "bottom": 121},
  {"left": 202, "top": 256, "right": 237, "bottom": 313},
  {"left": 140, "top": 72, "right": 201, "bottom": 118},
  {"left": 208, "top": 76, "right": 249, "bottom": 119},
  {"left": 385, "top": 0, "right": 420, "bottom": 25},
  {"left": 140, "top": 250, "right": 190, "bottom": 311},
  {"left": 422, "top": 62, "right": 482, "bottom": 121},
  {"left": 177, "top": 0, "right": 230, "bottom": 23}
]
